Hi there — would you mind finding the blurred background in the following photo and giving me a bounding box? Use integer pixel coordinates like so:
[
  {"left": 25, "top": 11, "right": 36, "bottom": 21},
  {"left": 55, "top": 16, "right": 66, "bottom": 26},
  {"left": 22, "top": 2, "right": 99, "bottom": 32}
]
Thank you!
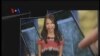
[{"left": 78, "top": 10, "right": 98, "bottom": 35}]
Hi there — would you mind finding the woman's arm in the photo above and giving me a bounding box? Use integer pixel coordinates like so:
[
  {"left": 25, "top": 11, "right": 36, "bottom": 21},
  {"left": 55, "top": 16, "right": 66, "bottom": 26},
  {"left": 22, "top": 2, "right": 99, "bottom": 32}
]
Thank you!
[
  {"left": 59, "top": 45, "right": 63, "bottom": 56},
  {"left": 38, "top": 39, "right": 42, "bottom": 56},
  {"left": 78, "top": 28, "right": 98, "bottom": 48},
  {"left": 38, "top": 44, "right": 41, "bottom": 56},
  {"left": 59, "top": 40, "right": 64, "bottom": 56}
]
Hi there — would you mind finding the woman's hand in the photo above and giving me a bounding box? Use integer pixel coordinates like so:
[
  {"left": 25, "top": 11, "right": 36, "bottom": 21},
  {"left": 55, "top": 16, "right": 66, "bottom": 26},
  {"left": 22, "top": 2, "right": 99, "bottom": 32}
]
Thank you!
[
  {"left": 78, "top": 28, "right": 98, "bottom": 48},
  {"left": 78, "top": 28, "right": 98, "bottom": 55}
]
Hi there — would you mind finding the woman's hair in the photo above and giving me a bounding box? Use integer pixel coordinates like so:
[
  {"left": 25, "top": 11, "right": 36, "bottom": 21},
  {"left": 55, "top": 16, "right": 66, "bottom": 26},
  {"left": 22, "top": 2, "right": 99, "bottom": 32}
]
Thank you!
[{"left": 41, "top": 14, "right": 62, "bottom": 44}]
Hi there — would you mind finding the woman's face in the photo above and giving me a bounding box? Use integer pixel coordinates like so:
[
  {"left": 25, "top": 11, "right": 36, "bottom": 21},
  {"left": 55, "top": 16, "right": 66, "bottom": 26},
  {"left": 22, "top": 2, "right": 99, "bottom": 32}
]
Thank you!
[{"left": 46, "top": 18, "right": 55, "bottom": 32}]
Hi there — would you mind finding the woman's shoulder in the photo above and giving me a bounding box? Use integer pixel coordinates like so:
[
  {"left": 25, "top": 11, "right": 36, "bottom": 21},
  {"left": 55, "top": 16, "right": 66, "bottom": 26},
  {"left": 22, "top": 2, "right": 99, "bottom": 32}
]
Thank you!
[
  {"left": 38, "top": 38, "right": 45, "bottom": 42},
  {"left": 59, "top": 39, "right": 64, "bottom": 45},
  {"left": 38, "top": 38, "right": 43, "bottom": 41},
  {"left": 37, "top": 38, "right": 44, "bottom": 45},
  {"left": 60, "top": 40, "right": 64, "bottom": 43}
]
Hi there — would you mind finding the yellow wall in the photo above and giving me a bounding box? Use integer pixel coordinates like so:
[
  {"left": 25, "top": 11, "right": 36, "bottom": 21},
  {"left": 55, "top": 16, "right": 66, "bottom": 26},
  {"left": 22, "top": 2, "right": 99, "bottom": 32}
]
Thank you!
[{"left": 78, "top": 10, "right": 98, "bottom": 36}]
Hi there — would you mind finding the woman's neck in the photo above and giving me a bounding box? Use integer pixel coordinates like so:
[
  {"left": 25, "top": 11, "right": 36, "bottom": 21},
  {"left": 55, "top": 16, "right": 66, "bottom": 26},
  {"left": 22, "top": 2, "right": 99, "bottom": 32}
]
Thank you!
[
  {"left": 47, "top": 31, "right": 55, "bottom": 38},
  {"left": 48, "top": 32, "right": 54, "bottom": 35}
]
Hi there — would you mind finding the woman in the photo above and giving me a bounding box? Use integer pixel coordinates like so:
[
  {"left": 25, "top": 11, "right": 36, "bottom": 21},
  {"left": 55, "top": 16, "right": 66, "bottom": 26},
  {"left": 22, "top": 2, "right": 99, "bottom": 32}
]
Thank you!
[{"left": 37, "top": 14, "right": 64, "bottom": 56}]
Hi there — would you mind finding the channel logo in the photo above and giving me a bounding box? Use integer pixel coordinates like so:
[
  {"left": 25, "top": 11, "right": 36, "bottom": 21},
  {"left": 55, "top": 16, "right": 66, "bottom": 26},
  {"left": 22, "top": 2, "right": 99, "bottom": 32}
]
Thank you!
[{"left": 10, "top": 8, "right": 21, "bottom": 14}]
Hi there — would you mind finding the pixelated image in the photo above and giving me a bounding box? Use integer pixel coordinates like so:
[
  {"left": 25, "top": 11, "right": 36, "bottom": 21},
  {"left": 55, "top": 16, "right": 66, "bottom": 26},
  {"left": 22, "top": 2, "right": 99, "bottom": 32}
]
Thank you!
[{"left": 20, "top": 10, "right": 96, "bottom": 56}]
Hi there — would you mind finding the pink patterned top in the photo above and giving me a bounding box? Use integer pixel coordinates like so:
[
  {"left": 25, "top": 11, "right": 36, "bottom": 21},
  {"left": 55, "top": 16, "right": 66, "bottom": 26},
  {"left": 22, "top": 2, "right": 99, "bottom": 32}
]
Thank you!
[{"left": 38, "top": 39, "right": 64, "bottom": 52}]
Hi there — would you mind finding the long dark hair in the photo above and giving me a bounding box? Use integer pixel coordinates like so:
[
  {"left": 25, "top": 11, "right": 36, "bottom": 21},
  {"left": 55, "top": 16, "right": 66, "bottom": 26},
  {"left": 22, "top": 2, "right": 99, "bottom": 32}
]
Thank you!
[{"left": 41, "top": 14, "right": 62, "bottom": 44}]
